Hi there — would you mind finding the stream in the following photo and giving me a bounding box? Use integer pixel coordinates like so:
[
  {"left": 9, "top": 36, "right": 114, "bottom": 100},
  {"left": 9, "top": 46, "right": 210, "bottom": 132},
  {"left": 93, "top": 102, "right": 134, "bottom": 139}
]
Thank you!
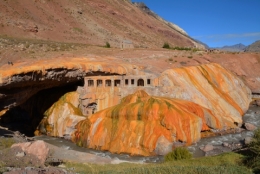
[{"left": 35, "top": 105, "right": 260, "bottom": 163}]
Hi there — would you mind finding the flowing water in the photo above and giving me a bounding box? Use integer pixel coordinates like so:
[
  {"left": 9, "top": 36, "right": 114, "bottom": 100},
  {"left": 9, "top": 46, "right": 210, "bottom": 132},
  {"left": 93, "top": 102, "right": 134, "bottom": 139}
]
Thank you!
[{"left": 36, "top": 105, "right": 260, "bottom": 163}]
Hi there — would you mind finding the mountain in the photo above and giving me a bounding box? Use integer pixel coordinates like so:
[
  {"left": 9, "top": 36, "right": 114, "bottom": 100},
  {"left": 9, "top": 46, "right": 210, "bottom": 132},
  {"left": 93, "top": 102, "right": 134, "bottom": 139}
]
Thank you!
[
  {"left": 214, "top": 43, "right": 247, "bottom": 52},
  {"left": 245, "top": 40, "right": 260, "bottom": 52},
  {"left": 0, "top": 0, "right": 205, "bottom": 49}
]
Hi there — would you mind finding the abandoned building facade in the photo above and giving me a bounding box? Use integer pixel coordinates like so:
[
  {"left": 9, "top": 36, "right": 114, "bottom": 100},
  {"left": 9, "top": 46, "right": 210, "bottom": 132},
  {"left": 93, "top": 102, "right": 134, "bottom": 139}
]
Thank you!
[{"left": 77, "top": 74, "right": 157, "bottom": 116}]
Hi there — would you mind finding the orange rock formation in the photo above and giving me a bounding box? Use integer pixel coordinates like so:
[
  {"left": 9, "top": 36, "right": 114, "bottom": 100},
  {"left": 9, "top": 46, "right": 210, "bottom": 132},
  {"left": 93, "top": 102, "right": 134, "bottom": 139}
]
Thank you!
[
  {"left": 35, "top": 63, "right": 251, "bottom": 156},
  {"left": 156, "top": 63, "right": 251, "bottom": 128},
  {"left": 72, "top": 90, "right": 220, "bottom": 156},
  {"left": 36, "top": 92, "right": 86, "bottom": 137}
]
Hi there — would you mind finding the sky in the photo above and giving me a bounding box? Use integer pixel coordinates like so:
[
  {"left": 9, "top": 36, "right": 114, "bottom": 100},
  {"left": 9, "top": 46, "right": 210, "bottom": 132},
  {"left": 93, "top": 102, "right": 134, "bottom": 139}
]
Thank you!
[{"left": 132, "top": 0, "right": 260, "bottom": 47}]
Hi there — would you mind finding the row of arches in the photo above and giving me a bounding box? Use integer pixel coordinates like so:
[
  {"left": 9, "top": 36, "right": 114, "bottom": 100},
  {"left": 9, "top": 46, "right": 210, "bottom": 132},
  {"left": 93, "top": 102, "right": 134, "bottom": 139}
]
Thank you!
[{"left": 86, "top": 78, "right": 150, "bottom": 87}]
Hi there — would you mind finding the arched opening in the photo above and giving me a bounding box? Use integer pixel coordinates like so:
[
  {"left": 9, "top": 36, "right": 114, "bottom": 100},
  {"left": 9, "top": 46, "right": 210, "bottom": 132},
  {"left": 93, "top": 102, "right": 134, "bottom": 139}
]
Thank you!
[
  {"left": 97, "top": 79, "right": 103, "bottom": 87},
  {"left": 88, "top": 80, "right": 94, "bottom": 87},
  {"left": 84, "top": 102, "right": 97, "bottom": 115},
  {"left": 105, "top": 80, "right": 111, "bottom": 87},
  {"left": 0, "top": 80, "right": 84, "bottom": 136},
  {"left": 114, "top": 80, "right": 121, "bottom": 87},
  {"left": 137, "top": 79, "right": 144, "bottom": 86}
]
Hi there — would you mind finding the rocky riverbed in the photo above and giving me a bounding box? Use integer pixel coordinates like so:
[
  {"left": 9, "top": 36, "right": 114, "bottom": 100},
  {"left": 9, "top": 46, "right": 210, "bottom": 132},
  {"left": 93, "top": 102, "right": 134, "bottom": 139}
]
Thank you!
[{"left": 0, "top": 104, "right": 259, "bottom": 173}]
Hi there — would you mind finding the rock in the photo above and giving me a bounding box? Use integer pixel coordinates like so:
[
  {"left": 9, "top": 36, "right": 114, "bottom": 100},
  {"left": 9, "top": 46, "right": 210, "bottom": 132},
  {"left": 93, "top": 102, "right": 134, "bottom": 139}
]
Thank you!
[
  {"left": 0, "top": 58, "right": 139, "bottom": 111},
  {"left": 28, "top": 24, "right": 38, "bottom": 33},
  {"left": 222, "top": 142, "right": 229, "bottom": 147},
  {"left": 73, "top": 90, "right": 219, "bottom": 156},
  {"left": 11, "top": 140, "right": 49, "bottom": 165},
  {"left": 200, "top": 144, "right": 214, "bottom": 152},
  {"left": 16, "top": 151, "right": 26, "bottom": 157},
  {"left": 37, "top": 92, "right": 86, "bottom": 137},
  {"left": 154, "top": 136, "right": 173, "bottom": 155},
  {"left": 256, "top": 99, "right": 260, "bottom": 106},
  {"left": 244, "top": 123, "right": 257, "bottom": 131},
  {"left": 245, "top": 137, "right": 253, "bottom": 145},
  {"left": 158, "top": 63, "right": 251, "bottom": 128}
]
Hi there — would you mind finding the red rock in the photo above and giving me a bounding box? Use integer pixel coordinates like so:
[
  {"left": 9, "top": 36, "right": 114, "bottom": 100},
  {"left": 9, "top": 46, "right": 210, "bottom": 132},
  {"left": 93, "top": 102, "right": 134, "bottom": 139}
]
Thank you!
[{"left": 11, "top": 140, "right": 49, "bottom": 165}]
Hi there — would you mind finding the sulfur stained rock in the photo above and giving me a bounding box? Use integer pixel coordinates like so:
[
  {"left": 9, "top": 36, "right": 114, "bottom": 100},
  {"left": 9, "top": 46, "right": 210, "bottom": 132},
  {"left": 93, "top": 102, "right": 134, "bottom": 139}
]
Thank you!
[
  {"left": 156, "top": 63, "right": 252, "bottom": 129},
  {"left": 35, "top": 63, "right": 251, "bottom": 156},
  {"left": 72, "top": 90, "right": 220, "bottom": 156},
  {"left": 36, "top": 92, "right": 86, "bottom": 137},
  {"left": 0, "top": 58, "right": 142, "bottom": 110}
]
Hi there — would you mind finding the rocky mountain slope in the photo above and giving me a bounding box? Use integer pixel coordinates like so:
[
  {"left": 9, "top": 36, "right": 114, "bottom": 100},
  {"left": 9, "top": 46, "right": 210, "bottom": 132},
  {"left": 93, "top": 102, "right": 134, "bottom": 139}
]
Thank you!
[
  {"left": 0, "top": 0, "right": 204, "bottom": 49},
  {"left": 215, "top": 43, "right": 247, "bottom": 52},
  {"left": 245, "top": 40, "right": 260, "bottom": 52}
]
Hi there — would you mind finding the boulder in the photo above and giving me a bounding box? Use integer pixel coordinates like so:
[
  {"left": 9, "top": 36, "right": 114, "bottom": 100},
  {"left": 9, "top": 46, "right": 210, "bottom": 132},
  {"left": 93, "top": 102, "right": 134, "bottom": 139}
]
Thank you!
[
  {"left": 16, "top": 151, "right": 26, "bottom": 157},
  {"left": 244, "top": 137, "right": 253, "bottom": 145},
  {"left": 200, "top": 144, "right": 214, "bottom": 152},
  {"left": 244, "top": 123, "right": 257, "bottom": 131},
  {"left": 11, "top": 140, "right": 49, "bottom": 165},
  {"left": 222, "top": 142, "right": 229, "bottom": 147},
  {"left": 154, "top": 136, "right": 173, "bottom": 155}
]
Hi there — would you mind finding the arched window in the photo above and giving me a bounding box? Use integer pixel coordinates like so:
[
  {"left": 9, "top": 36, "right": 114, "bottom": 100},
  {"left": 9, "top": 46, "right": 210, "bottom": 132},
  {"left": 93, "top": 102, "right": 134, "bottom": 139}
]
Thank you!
[
  {"left": 137, "top": 79, "right": 144, "bottom": 86},
  {"left": 97, "top": 80, "right": 103, "bottom": 87},
  {"left": 114, "top": 80, "right": 121, "bottom": 87},
  {"left": 105, "top": 80, "right": 111, "bottom": 87},
  {"left": 88, "top": 80, "right": 94, "bottom": 87}
]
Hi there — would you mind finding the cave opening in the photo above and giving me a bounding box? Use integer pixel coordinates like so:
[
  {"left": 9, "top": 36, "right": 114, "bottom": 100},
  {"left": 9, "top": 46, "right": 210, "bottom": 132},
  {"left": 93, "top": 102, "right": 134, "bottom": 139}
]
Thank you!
[{"left": 0, "top": 80, "right": 84, "bottom": 137}]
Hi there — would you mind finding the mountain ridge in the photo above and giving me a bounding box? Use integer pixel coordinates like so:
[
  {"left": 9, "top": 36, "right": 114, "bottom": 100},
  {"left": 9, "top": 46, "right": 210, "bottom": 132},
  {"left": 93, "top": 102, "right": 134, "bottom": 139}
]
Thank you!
[
  {"left": 213, "top": 43, "right": 247, "bottom": 52},
  {"left": 245, "top": 40, "right": 260, "bottom": 52}
]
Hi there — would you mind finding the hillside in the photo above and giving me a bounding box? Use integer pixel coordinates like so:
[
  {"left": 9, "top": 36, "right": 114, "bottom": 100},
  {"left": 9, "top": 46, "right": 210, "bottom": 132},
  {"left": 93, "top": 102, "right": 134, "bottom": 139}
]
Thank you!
[
  {"left": 215, "top": 43, "right": 246, "bottom": 52},
  {"left": 0, "top": 0, "right": 204, "bottom": 49},
  {"left": 245, "top": 40, "right": 260, "bottom": 52}
]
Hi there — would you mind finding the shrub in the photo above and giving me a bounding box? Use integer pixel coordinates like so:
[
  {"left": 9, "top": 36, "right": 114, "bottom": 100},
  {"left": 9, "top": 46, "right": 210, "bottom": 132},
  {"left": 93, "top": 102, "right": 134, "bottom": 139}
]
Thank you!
[
  {"left": 73, "top": 27, "right": 83, "bottom": 33},
  {"left": 162, "top": 42, "right": 170, "bottom": 49},
  {"left": 187, "top": 56, "right": 193, "bottom": 59},
  {"left": 243, "top": 128, "right": 260, "bottom": 173},
  {"left": 168, "top": 58, "right": 173, "bottom": 61},
  {"left": 0, "top": 138, "right": 15, "bottom": 150},
  {"left": 105, "top": 42, "right": 110, "bottom": 48},
  {"left": 164, "top": 147, "right": 192, "bottom": 162}
]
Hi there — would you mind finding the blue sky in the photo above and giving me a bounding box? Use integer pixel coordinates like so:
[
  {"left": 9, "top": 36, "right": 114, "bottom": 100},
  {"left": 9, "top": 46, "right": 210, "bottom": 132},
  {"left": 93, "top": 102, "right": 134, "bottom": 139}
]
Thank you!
[{"left": 132, "top": 0, "right": 260, "bottom": 47}]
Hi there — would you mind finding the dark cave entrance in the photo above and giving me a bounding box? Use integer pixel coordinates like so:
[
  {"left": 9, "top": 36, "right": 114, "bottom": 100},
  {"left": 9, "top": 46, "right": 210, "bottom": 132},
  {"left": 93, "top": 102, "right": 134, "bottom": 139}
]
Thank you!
[{"left": 0, "top": 80, "right": 84, "bottom": 137}]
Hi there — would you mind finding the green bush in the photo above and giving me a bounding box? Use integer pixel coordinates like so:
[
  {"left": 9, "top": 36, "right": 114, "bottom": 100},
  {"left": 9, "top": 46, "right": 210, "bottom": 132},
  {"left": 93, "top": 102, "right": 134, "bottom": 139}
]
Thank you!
[
  {"left": 243, "top": 128, "right": 260, "bottom": 173},
  {"left": 249, "top": 128, "right": 260, "bottom": 155},
  {"left": 162, "top": 42, "right": 170, "bottom": 49},
  {"left": 164, "top": 147, "right": 192, "bottom": 162},
  {"left": 105, "top": 42, "right": 110, "bottom": 48}
]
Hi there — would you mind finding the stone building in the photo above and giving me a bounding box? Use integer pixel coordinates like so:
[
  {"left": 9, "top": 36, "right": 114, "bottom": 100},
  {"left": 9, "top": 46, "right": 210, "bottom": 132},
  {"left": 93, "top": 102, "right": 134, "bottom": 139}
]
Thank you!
[
  {"left": 77, "top": 74, "right": 157, "bottom": 116},
  {"left": 121, "top": 40, "right": 134, "bottom": 49}
]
